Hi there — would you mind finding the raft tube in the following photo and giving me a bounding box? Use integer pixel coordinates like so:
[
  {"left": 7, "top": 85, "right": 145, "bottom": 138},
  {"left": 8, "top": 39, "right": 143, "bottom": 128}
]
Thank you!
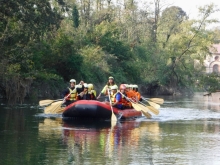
[{"left": 62, "top": 100, "right": 142, "bottom": 120}]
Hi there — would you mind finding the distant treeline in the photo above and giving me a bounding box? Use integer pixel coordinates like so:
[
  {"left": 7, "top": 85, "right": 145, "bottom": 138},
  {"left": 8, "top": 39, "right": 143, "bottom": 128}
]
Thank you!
[{"left": 1, "top": 0, "right": 220, "bottom": 103}]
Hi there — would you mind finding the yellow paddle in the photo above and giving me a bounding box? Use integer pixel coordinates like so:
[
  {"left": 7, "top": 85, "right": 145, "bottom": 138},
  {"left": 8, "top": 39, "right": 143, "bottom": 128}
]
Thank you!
[
  {"left": 108, "top": 89, "right": 117, "bottom": 126},
  {"left": 44, "top": 101, "right": 64, "bottom": 114},
  {"left": 144, "top": 100, "right": 160, "bottom": 109},
  {"left": 138, "top": 101, "right": 159, "bottom": 115},
  {"left": 39, "top": 99, "right": 63, "bottom": 107},
  {"left": 141, "top": 97, "right": 164, "bottom": 105},
  {"left": 131, "top": 102, "right": 152, "bottom": 118},
  {"left": 118, "top": 92, "right": 152, "bottom": 118},
  {"left": 44, "top": 91, "right": 74, "bottom": 114}
]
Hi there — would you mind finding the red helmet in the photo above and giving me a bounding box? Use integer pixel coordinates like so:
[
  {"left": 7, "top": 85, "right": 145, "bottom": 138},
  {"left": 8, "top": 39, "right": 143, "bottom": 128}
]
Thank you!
[{"left": 120, "top": 84, "right": 126, "bottom": 90}]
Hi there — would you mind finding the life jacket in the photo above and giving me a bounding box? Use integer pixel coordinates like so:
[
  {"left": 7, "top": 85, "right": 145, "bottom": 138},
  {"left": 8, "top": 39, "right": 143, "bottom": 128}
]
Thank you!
[
  {"left": 126, "top": 90, "right": 137, "bottom": 102},
  {"left": 88, "top": 90, "right": 96, "bottom": 100},
  {"left": 111, "top": 92, "right": 123, "bottom": 105},
  {"left": 135, "top": 91, "right": 141, "bottom": 101},
  {"left": 120, "top": 93, "right": 132, "bottom": 107},
  {"left": 91, "top": 89, "right": 96, "bottom": 97},
  {"left": 102, "top": 84, "right": 114, "bottom": 95},
  {"left": 65, "top": 87, "right": 77, "bottom": 101}
]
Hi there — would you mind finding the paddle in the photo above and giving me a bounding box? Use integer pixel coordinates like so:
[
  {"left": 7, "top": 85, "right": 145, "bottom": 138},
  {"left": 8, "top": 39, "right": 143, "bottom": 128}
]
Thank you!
[
  {"left": 44, "top": 91, "right": 74, "bottom": 114},
  {"left": 138, "top": 101, "right": 159, "bottom": 115},
  {"left": 132, "top": 102, "right": 152, "bottom": 118},
  {"left": 107, "top": 89, "right": 117, "bottom": 125},
  {"left": 141, "top": 99, "right": 160, "bottom": 109},
  {"left": 39, "top": 99, "right": 63, "bottom": 107},
  {"left": 141, "top": 97, "right": 164, "bottom": 105},
  {"left": 44, "top": 101, "right": 64, "bottom": 114},
  {"left": 119, "top": 92, "right": 152, "bottom": 118}
]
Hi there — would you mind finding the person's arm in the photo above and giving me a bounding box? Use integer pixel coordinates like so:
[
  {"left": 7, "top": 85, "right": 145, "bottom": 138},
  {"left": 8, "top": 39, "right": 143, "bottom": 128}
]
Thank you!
[
  {"left": 112, "top": 93, "right": 121, "bottom": 106},
  {"left": 101, "top": 85, "right": 108, "bottom": 94},
  {"left": 97, "top": 85, "right": 107, "bottom": 99}
]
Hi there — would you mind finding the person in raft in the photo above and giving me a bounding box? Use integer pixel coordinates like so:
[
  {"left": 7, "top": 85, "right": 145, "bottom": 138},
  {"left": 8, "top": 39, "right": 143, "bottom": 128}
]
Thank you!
[
  {"left": 126, "top": 84, "right": 138, "bottom": 102},
  {"left": 97, "top": 76, "right": 117, "bottom": 100},
  {"left": 88, "top": 83, "right": 97, "bottom": 97},
  {"left": 133, "top": 84, "right": 142, "bottom": 101},
  {"left": 62, "top": 79, "right": 83, "bottom": 106},
  {"left": 77, "top": 83, "right": 96, "bottom": 100},
  {"left": 106, "top": 85, "right": 123, "bottom": 109},
  {"left": 119, "top": 84, "right": 132, "bottom": 109}
]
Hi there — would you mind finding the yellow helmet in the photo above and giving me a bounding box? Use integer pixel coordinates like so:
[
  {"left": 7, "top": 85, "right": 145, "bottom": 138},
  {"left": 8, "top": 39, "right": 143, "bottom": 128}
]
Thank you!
[{"left": 88, "top": 83, "right": 94, "bottom": 90}]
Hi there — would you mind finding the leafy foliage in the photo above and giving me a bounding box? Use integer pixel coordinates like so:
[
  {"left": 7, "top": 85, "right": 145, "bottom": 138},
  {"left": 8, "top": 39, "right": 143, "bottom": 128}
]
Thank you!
[
  {"left": 199, "top": 73, "right": 220, "bottom": 92},
  {"left": 0, "top": 1, "right": 219, "bottom": 102}
]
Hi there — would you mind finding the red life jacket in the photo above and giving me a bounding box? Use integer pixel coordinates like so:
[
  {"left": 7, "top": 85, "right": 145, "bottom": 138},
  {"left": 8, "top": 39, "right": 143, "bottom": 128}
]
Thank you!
[{"left": 111, "top": 92, "right": 123, "bottom": 105}]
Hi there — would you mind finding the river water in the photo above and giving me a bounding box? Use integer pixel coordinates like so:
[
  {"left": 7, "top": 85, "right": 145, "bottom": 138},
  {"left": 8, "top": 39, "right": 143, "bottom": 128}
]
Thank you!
[{"left": 0, "top": 93, "right": 220, "bottom": 165}]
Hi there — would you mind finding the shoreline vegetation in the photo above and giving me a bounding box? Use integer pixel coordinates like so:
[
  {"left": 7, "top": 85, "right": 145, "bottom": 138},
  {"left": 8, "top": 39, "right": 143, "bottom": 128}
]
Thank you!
[{"left": 1, "top": 1, "right": 220, "bottom": 104}]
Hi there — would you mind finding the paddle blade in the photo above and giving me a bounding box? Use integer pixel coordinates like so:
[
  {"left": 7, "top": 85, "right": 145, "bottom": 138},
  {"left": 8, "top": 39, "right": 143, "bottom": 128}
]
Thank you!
[
  {"left": 147, "top": 101, "right": 160, "bottom": 109},
  {"left": 39, "top": 100, "right": 54, "bottom": 106},
  {"left": 134, "top": 104, "right": 152, "bottom": 118},
  {"left": 149, "top": 98, "right": 164, "bottom": 104},
  {"left": 55, "top": 107, "right": 65, "bottom": 114},
  {"left": 131, "top": 103, "right": 142, "bottom": 111},
  {"left": 111, "top": 112, "right": 117, "bottom": 122},
  {"left": 111, "top": 113, "right": 117, "bottom": 127},
  {"left": 142, "top": 111, "right": 152, "bottom": 118},
  {"left": 146, "top": 106, "right": 159, "bottom": 115},
  {"left": 44, "top": 101, "right": 63, "bottom": 114}
]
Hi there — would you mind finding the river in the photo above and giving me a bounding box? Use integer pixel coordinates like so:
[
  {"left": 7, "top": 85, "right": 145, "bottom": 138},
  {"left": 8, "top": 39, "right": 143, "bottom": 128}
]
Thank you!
[{"left": 0, "top": 92, "right": 220, "bottom": 165}]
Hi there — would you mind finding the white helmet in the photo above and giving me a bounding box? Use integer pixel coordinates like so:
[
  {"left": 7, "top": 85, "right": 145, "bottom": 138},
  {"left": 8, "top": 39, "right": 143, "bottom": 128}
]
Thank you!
[
  {"left": 70, "top": 79, "right": 76, "bottom": 83},
  {"left": 133, "top": 84, "right": 138, "bottom": 88},
  {"left": 84, "top": 83, "right": 88, "bottom": 88},
  {"left": 111, "top": 85, "right": 118, "bottom": 90}
]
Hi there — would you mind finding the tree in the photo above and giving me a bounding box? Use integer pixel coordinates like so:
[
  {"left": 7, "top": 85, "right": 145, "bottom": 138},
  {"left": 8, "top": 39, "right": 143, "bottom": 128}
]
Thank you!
[
  {"left": 72, "top": 4, "right": 80, "bottom": 28},
  {"left": 159, "top": 6, "right": 187, "bottom": 48},
  {"left": 0, "top": 0, "right": 64, "bottom": 103}
]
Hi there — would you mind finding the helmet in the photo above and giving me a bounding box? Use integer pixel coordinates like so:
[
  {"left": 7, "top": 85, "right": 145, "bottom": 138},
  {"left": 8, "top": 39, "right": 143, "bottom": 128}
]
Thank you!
[
  {"left": 70, "top": 79, "right": 76, "bottom": 83},
  {"left": 120, "top": 84, "right": 126, "bottom": 90},
  {"left": 84, "top": 83, "right": 88, "bottom": 88},
  {"left": 130, "top": 84, "right": 135, "bottom": 89},
  {"left": 109, "top": 76, "right": 114, "bottom": 80},
  {"left": 88, "top": 83, "right": 94, "bottom": 90},
  {"left": 124, "top": 84, "right": 129, "bottom": 88},
  {"left": 133, "top": 84, "right": 138, "bottom": 88},
  {"left": 75, "top": 84, "right": 82, "bottom": 89},
  {"left": 111, "top": 85, "right": 118, "bottom": 90}
]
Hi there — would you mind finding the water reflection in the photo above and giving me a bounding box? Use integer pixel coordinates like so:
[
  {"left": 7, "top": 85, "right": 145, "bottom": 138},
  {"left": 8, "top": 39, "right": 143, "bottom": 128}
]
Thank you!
[
  {"left": 38, "top": 118, "right": 63, "bottom": 139},
  {"left": 205, "top": 92, "right": 220, "bottom": 111},
  {"left": 38, "top": 118, "right": 161, "bottom": 164},
  {"left": 1, "top": 93, "right": 220, "bottom": 165}
]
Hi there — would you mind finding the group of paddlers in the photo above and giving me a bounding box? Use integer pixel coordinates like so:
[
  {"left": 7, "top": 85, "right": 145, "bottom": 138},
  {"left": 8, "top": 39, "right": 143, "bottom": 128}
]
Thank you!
[{"left": 62, "top": 76, "right": 142, "bottom": 110}]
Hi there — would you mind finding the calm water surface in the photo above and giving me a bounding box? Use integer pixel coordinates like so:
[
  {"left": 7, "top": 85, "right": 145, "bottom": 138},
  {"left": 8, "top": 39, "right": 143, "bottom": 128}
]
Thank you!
[{"left": 0, "top": 93, "right": 220, "bottom": 165}]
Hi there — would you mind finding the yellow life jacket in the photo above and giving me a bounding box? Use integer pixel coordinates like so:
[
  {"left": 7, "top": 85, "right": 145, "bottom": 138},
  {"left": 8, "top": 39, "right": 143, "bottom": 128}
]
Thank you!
[
  {"left": 102, "top": 84, "right": 115, "bottom": 95},
  {"left": 66, "top": 88, "right": 77, "bottom": 100},
  {"left": 91, "top": 89, "right": 96, "bottom": 97}
]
